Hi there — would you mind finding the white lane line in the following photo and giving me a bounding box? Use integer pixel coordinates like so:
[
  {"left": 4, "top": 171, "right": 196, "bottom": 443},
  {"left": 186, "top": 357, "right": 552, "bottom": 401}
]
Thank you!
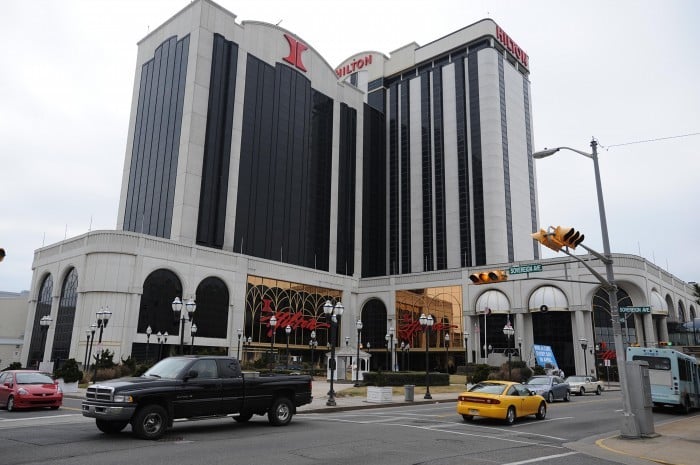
[
  {"left": 501, "top": 451, "right": 578, "bottom": 464},
  {"left": 0, "top": 414, "right": 80, "bottom": 422}
]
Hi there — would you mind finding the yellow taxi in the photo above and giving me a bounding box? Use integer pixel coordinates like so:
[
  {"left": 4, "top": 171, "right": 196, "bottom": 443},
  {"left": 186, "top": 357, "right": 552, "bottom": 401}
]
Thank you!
[{"left": 456, "top": 380, "right": 547, "bottom": 425}]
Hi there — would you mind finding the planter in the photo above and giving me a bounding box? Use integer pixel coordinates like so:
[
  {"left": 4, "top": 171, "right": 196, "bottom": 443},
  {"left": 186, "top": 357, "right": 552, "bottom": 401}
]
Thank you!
[
  {"left": 366, "top": 386, "right": 393, "bottom": 403},
  {"left": 58, "top": 379, "right": 79, "bottom": 393}
]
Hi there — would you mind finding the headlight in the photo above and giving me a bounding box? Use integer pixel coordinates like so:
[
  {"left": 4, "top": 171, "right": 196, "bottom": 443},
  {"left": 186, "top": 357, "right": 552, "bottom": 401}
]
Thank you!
[
  {"left": 112, "top": 394, "right": 134, "bottom": 403},
  {"left": 57, "top": 385, "right": 63, "bottom": 393},
  {"left": 17, "top": 388, "right": 29, "bottom": 395}
]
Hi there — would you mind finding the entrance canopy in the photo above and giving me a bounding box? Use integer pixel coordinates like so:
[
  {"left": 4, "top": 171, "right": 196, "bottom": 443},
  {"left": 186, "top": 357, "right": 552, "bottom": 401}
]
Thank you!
[
  {"left": 475, "top": 290, "right": 510, "bottom": 313},
  {"left": 528, "top": 286, "right": 568, "bottom": 312}
]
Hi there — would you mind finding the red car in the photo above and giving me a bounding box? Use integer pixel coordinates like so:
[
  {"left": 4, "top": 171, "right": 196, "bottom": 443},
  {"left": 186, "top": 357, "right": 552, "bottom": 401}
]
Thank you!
[{"left": 0, "top": 370, "right": 63, "bottom": 411}]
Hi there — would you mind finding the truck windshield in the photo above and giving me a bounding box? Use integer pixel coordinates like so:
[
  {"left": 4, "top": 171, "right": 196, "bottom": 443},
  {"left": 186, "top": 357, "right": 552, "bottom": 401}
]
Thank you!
[{"left": 143, "top": 358, "right": 191, "bottom": 379}]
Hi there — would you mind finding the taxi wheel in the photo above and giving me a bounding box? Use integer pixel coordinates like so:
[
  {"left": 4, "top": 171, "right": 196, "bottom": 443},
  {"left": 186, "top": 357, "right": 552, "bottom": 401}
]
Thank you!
[
  {"left": 536, "top": 402, "right": 547, "bottom": 420},
  {"left": 505, "top": 406, "right": 516, "bottom": 425},
  {"left": 461, "top": 414, "right": 473, "bottom": 422}
]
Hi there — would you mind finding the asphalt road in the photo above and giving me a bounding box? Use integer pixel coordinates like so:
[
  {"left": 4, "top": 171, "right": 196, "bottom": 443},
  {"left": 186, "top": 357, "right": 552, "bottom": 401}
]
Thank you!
[{"left": 0, "top": 393, "right": 692, "bottom": 465}]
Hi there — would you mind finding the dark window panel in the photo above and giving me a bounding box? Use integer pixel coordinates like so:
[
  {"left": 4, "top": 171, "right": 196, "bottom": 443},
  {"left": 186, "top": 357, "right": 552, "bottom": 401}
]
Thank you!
[{"left": 361, "top": 104, "right": 387, "bottom": 277}]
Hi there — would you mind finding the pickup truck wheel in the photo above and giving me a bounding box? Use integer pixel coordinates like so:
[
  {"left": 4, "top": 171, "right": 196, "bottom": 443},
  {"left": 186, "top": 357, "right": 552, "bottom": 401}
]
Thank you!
[
  {"left": 233, "top": 413, "right": 253, "bottom": 423},
  {"left": 268, "top": 397, "right": 293, "bottom": 426},
  {"left": 96, "top": 419, "right": 129, "bottom": 434},
  {"left": 132, "top": 405, "right": 168, "bottom": 440}
]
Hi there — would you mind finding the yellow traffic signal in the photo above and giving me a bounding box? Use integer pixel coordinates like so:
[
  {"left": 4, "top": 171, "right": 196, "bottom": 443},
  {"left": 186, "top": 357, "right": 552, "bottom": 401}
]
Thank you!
[
  {"left": 531, "top": 228, "right": 562, "bottom": 252},
  {"left": 553, "top": 226, "right": 585, "bottom": 249},
  {"left": 469, "top": 270, "right": 508, "bottom": 284}
]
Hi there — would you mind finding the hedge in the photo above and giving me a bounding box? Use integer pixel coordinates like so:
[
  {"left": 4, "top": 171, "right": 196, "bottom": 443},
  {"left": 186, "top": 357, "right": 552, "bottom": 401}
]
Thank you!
[{"left": 362, "top": 371, "right": 449, "bottom": 386}]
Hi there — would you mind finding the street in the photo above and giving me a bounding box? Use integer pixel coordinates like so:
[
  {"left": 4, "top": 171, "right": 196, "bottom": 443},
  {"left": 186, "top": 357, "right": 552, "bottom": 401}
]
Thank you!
[{"left": 0, "top": 392, "right": 694, "bottom": 465}]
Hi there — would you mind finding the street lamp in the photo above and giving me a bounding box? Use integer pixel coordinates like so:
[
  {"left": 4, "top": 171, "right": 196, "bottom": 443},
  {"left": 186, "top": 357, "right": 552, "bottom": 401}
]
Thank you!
[
  {"left": 463, "top": 330, "right": 469, "bottom": 386},
  {"left": 87, "top": 322, "right": 97, "bottom": 370},
  {"left": 92, "top": 307, "right": 112, "bottom": 383},
  {"left": 236, "top": 328, "right": 242, "bottom": 360},
  {"left": 285, "top": 325, "right": 292, "bottom": 369},
  {"left": 503, "top": 317, "right": 514, "bottom": 380},
  {"left": 309, "top": 330, "right": 317, "bottom": 376},
  {"left": 156, "top": 331, "right": 168, "bottom": 360},
  {"left": 518, "top": 336, "right": 523, "bottom": 362},
  {"left": 323, "top": 300, "right": 344, "bottom": 406},
  {"left": 38, "top": 315, "right": 52, "bottom": 366},
  {"left": 269, "top": 314, "right": 277, "bottom": 371},
  {"left": 534, "top": 139, "right": 637, "bottom": 437},
  {"left": 190, "top": 323, "right": 197, "bottom": 354},
  {"left": 444, "top": 332, "right": 450, "bottom": 373},
  {"left": 355, "top": 320, "right": 363, "bottom": 386},
  {"left": 388, "top": 327, "right": 394, "bottom": 371},
  {"left": 242, "top": 336, "right": 252, "bottom": 365},
  {"left": 419, "top": 313, "right": 434, "bottom": 399},
  {"left": 172, "top": 297, "right": 196, "bottom": 355},
  {"left": 83, "top": 328, "right": 92, "bottom": 368},
  {"left": 402, "top": 341, "right": 411, "bottom": 371},
  {"left": 385, "top": 333, "right": 390, "bottom": 370},
  {"left": 579, "top": 337, "right": 589, "bottom": 375},
  {"left": 145, "top": 325, "right": 152, "bottom": 362}
]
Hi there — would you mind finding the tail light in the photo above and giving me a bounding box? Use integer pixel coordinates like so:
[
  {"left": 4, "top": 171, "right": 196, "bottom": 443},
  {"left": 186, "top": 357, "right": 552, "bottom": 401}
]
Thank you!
[{"left": 458, "top": 396, "right": 501, "bottom": 405}]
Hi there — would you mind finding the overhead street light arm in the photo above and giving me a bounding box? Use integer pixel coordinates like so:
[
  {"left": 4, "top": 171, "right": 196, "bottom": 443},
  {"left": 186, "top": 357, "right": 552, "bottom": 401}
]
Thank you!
[{"left": 533, "top": 146, "right": 593, "bottom": 159}]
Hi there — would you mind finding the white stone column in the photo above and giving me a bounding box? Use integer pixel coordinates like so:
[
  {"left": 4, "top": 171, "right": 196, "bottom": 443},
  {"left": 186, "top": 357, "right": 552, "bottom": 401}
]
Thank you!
[{"left": 643, "top": 313, "right": 657, "bottom": 347}]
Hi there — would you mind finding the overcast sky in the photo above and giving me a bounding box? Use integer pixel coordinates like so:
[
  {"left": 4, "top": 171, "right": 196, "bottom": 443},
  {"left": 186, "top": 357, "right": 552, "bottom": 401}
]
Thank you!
[{"left": 1, "top": 0, "right": 698, "bottom": 292}]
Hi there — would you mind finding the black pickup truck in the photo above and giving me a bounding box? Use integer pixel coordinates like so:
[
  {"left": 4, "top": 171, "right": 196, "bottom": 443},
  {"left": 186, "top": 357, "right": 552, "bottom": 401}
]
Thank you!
[{"left": 82, "top": 355, "right": 312, "bottom": 439}]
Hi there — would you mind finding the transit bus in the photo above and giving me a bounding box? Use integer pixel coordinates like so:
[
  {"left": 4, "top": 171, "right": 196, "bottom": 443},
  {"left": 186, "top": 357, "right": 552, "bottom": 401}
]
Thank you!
[{"left": 626, "top": 346, "right": 700, "bottom": 413}]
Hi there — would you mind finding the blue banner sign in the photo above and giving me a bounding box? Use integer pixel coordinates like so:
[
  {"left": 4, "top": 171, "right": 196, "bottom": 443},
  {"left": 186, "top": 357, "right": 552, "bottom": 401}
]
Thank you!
[{"left": 533, "top": 344, "right": 558, "bottom": 368}]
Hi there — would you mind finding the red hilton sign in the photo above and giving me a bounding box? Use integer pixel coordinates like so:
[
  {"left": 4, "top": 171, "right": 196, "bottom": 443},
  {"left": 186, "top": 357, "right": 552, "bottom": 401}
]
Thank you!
[{"left": 496, "top": 26, "right": 529, "bottom": 68}]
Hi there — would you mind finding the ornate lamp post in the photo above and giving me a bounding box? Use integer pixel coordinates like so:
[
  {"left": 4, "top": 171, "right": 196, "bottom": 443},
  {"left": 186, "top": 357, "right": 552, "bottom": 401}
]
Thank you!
[
  {"left": 400, "top": 341, "right": 406, "bottom": 371},
  {"left": 503, "top": 316, "right": 514, "bottom": 380},
  {"left": 403, "top": 342, "right": 410, "bottom": 371},
  {"left": 156, "top": 331, "right": 168, "bottom": 360},
  {"left": 269, "top": 314, "right": 277, "bottom": 371},
  {"left": 86, "top": 322, "right": 97, "bottom": 371},
  {"left": 384, "top": 333, "right": 390, "bottom": 370},
  {"left": 444, "top": 332, "right": 450, "bottom": 373},
  {"left": 579, "top": 337, "right": 589, "bottom": 375},
  {"left": 242, "top": 336, "right": 252, "bottom": 365},
  {"left": 145, "top": 325, "right": 152, "bottom": 362},
  {"left": 323, "top": 300, "right": 344, "bottom": 406},
  {"left": 419, "top": 313, "right": 434, "bottom": 399},
  {"left": 83, "top": 327, "right": 92, "bottom": 368},
  {"left": 309, "top": 330, "right": 317, "bottom": 376},
  {"left": 92, "top": 308, "right": 112, "bottom": 383},
  {"left": 388, "top": 327, "right": 394, "bottom": 371},
  {"left": 172, "top": 297, "right": 196, "bottom": 355},
  {"left": 518, "top": 336, "right": 523, "bottom": 362},
  {"left": 236, "top": 328, "right": 242, "bottom": 360},
  {"left": 38, "top": 315, "right": 52, "bottom": 366},
  {"left": 355, "top": 320, "right": 363, "bottom": 386},
  {"left": 463, "top": 330, "right": 469, "bottom": 385},
  {"left": 285, "top": 325, "right": 292, "bottom": 369},
  {"left": 190, "top": 323, "right": 198, "bottom": 354}
]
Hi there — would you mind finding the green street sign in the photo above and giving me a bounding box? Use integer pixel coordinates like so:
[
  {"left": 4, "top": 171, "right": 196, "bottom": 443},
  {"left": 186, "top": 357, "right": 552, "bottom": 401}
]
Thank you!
[
  {"left": 619, "top": 306, "right": 651, "bottom": 314},
  {"left": 508, "top": 264, "right": 543, "bottom": 275}
]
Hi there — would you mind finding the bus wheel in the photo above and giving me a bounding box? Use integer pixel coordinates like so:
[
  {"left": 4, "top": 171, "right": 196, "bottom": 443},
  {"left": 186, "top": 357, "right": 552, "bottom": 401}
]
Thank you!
[{"left": 679, "top": 396, "right": 690, "bottom": 415}]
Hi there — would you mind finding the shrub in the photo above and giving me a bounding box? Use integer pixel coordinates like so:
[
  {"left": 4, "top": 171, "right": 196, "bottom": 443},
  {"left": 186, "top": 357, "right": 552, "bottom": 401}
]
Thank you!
[
  {"left": 3, "top": 362, "right": 22, "bottom": 371},
  {"left": 532, "top": 365, "right": 546, "bottom": 375},
  {"left": 93, "top": 349, "right": 116, "bottom": 369},
  {"left": 471, "top": 364, "right": 493, "bottom": 384},
  {"left": 54, "top": 358, "right": 83, "bottom": 383},
  {"left": 363, "top": 371, "right": 449, "bottom": 387}
]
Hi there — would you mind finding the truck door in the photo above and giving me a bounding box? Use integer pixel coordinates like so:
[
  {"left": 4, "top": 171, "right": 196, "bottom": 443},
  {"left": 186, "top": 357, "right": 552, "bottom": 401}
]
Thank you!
[
  {"left": 174, "top": 359, "right": 222, "bottom": 418},
  {"left": 217, "top": 359, "right": 245, "bottom": 414}
]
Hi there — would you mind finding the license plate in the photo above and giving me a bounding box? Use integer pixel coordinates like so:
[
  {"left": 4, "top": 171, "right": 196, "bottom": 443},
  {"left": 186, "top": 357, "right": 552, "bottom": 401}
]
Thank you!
[{"left": 469, "top": 409, "right": 479, "bottom": 415}]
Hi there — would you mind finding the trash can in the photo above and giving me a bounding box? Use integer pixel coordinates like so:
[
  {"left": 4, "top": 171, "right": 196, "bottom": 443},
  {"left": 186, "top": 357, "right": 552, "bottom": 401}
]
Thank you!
[{"left": 404, "top": 384, "right": 415, "bottom": 402}]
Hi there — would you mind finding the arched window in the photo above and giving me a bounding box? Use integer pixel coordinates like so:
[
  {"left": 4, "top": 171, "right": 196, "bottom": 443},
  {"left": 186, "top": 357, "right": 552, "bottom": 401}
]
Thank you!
[
  {"left": 137, "top": 269, "right": 182, "bottom": 335},
  {"left": 51, "top": 268, "right": 78, "bottom": 364},
  {"left": 592, "top": 286, "right": 635, "bottom": 351},
  {"left": 194, "top": 277, "right": 229, "bottom": 339},
  {"left": 361, "top": 298, "right": 387, "bottom": 350},
  {"left": 27, "top": 275, "right": 53, "bottom": 368}
]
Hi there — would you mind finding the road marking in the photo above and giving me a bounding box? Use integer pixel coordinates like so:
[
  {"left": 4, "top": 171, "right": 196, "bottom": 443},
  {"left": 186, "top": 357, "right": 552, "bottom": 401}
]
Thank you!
[
  {"left": 0, "top": 414, "right": 80, "bottom": 422},
  {"left": 502, "top": 451, "right": 578, "bottom": 464}
]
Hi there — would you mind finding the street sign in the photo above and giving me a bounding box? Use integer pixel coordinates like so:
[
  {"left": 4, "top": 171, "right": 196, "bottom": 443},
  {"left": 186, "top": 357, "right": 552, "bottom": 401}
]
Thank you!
[
  {"left": 604, "top": 359, "right": 611, "bottom": 367},
  {"left": 619, "top": 306, "right": 651, "bottom": 314},
  {"left": 509, "top": 263, "right": 543, "bottom": 274}
]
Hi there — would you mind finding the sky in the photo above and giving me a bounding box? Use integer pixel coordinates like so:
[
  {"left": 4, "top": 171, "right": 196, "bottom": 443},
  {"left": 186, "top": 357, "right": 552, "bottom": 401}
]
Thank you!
[{"left": 1, "top": 0, "right": 699, "bottom": 292}]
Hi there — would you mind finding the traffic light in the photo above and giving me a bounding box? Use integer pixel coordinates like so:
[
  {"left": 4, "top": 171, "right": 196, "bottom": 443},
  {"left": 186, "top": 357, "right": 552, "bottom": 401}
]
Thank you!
[
  {"left": 469, "top": 270, "right": 508, "bottom": 284},
  {"left": 531, "top": 226, "right": 585, "bottom": 251},
  {"left": 531, "top": 228, "right": 562, "bottom": 252},
  {"left": 552, "top": 226, "right": 585, "bottom": 249}
]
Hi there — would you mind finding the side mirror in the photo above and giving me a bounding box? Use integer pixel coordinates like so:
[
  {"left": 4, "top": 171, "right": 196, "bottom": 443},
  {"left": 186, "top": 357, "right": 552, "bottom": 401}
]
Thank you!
[
  {"left": 185, "top": 370, "right": 199, "bottom": 380},
  {"left": 529, "top": 390, "right": 537, "bottom": 396}
]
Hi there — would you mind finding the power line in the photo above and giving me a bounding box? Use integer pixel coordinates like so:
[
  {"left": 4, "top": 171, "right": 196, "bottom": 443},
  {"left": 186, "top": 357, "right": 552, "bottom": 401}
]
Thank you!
[{"left": 599, "top": 131, "right": 700, "bottom": 150}]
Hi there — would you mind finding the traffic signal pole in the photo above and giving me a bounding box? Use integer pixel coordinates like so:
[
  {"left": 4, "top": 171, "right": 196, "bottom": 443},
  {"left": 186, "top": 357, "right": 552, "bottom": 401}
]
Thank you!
[{"left": 532, "top": 138, "right": 639, "bottom": 438}]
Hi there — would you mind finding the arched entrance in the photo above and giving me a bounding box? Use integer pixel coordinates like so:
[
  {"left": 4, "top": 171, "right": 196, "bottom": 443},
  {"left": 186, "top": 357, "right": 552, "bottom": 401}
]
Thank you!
[{"left": 529, "top": 286, "right": 574, "bottom": 376}]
